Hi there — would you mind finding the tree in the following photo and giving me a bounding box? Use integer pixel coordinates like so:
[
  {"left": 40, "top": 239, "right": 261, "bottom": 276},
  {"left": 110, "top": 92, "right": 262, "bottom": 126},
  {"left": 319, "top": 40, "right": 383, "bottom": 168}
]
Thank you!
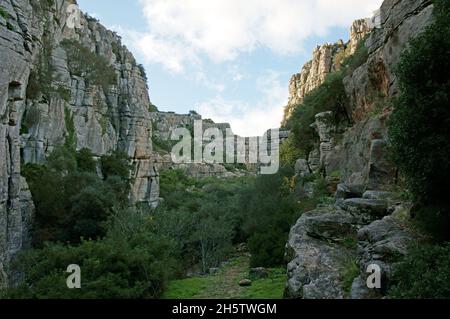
[{"left": 388, "top": 0, "right": 450, "bottom": 239}]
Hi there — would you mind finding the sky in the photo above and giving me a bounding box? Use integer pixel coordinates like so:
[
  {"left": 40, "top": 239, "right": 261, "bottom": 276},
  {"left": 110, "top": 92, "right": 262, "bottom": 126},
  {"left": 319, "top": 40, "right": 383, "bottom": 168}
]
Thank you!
[{"left": 77, "top": 0, "right": 383, "bottom": 136}]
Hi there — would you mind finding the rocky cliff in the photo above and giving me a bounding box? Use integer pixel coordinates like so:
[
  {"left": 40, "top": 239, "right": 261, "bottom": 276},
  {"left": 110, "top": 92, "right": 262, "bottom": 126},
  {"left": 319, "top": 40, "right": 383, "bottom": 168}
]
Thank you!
[
  {"left": 0, "top": 0, "right": 159, "bottom": 285},
  {"left": 283, "top": 19, "right": 373, "bottom": 124},
  {"left": 285, "top": 0, "right": 434, "bottom": 299}
]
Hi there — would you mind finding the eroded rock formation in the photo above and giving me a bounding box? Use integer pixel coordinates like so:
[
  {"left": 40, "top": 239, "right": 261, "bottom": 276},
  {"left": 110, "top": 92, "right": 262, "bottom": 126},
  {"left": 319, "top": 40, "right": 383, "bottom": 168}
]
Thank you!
[
  {"left": 285, "top": 0, "right": 434, "bottom": 299},
  {"left": 0, "top": 0, "right": 158, "bottom": 286}
]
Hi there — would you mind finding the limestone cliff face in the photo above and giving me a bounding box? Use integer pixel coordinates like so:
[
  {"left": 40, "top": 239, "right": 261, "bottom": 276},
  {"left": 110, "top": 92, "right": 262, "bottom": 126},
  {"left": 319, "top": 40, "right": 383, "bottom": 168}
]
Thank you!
[
  {"left": 150, "top": 110, "right": 246, "bottom": 178},
  {"left": 0, "top": 0, "right": 158, "bottom": 285},
  {"left": 283, "top": 19, "right": 373, "bottom": 124},
  {"left": 285, "top": 0, "right": 434, "bottom": 299}
]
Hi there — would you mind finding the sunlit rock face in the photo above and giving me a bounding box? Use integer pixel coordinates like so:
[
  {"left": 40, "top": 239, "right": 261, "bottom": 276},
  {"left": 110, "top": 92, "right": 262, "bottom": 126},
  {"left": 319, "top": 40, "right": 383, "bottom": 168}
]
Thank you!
[{"left": 282, "top": 19, "right": 373, "bottom": 124}]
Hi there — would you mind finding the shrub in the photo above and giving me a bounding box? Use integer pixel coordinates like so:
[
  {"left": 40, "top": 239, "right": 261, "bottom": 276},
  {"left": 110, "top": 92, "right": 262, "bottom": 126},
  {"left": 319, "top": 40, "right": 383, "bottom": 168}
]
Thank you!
[
  {"left": 61, "top": 39, "right": 117, "bottom": 89},
  {"left": 279, "top": 134, "right": 303, "bottom": 166},
  {"left": 388, "top": 0, "right": 450, "bottom": 240},
  {"left": 154, "top": 170, "right": 249, "bottom": 273},
  {"left": 341, "top": 39, "right": 369, "bottom": 76},
  {"left": 22, "top": 146, "right": 133, "bottom": 245},
  {"left": 286, "top": 71, "right": 348, "bottom": 156},
  {"left": 8, "top": 208, "right": 176, "bottom": 299},
  {"left": 26, "top": 35, "right": 55, "bottom": 101},
  {"left": 0, "top": 6, "right": 9, "bottom": 19},
  {"left": 239, "top": 166, "right": 301, "bottom": 267},
  {"left": 388, "top": 244, "right": 450, "bottom": 299},
  {"left": 100, "top": 150, "right": 132, "bottom": 182},
  {"left": 76, "top": 148, "right": 97, "bottom": 173}
]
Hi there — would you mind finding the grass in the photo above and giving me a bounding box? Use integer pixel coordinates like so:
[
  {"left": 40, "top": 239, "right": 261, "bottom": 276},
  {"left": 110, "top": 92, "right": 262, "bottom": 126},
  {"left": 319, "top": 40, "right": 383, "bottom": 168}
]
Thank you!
[
  {"left": 240, "top": 269, "right": 286, "bottom": 299},
  {"left": 163, "top": 254, "right": 285, "bottom": 299},
  {"left": 341, "top": 258, "right": 360, "bottom": 296},
  {"left": 164, "top": 277, "right": 214, "bottom": 299}
]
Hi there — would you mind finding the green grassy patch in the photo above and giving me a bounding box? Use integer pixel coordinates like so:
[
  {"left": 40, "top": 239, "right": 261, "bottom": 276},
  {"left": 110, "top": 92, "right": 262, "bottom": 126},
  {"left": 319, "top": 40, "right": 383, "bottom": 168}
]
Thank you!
[
  {"left": 240, "top": 268, "right": 286, "bottom": 299},
  {"left": 341, "top": 258, "right": 359, "bottom": 297},
  {"left": 163, "top": 253, "right": 285, "bottom": 299},
  {"left": 164, "top": 277, "right": 214, "bottom": 299}
]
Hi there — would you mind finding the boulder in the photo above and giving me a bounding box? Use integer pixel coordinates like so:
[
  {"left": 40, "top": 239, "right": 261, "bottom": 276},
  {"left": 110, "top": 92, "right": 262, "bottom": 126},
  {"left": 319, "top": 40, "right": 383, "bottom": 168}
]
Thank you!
[
  {"left": 285, "top": 209, "right": 360, "bottom": 299},
  {"left": 363, "top": 190, "right": 394, "bottom": 201},
  {"left": 340, "top": 198, "right": 388, "bottom": 218},
  {"left": 353, "top": 206, "right": 421, "bottom": 298},
  {"left": 295, "top": 159, "right": 311, "bottom": 177},
  {"left": 335, "top": 183, "right": 366, "bottom": 200},
  {"left": 239, "top": 279, "right": 252, "bottom": 287}
]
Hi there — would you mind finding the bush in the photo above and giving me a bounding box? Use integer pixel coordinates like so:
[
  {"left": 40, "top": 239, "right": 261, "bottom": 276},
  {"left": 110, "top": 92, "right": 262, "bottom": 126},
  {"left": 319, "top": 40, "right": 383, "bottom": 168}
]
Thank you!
[
  {"left": 22, "top": 146, "right": 133, "bottom": 245},
  {"left": 154, "top": 170, "right": 249, "bottom": 273},
  {"left": 279, "top": 134, "right": 304, "bottom": 166},
  {"left": 388, "top": 244, "right": 450, "bottom": 299},
  {"left": 388, "top": 0, "right": 450, "bottom": 240},
  {"left": 0, "top": 6, "right": 9, "bottom": 19},
  {"left": 238, "top": 166, "right": 301, "bottom": 267},
  {"left": 61, "top": 39, "right": 117, "bottom": 89},
  {"left": 8, "top": 208, "right": 177, "bottom": 299},
  {"left": 286, "top": 71, "right": 348, "bottom": 156},
  {"left": 100, "top": 150, "right": 132, "bottom": 182}
]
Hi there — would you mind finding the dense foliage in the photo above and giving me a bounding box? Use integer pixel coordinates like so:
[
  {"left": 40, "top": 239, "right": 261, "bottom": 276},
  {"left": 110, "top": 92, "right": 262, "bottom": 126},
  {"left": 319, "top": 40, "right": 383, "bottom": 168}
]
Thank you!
[
  {"left": 8, "top": 209, "right": 177, "bottom": 299},
  {"left": 22, "top": 147, "right": 131, "bottom": 245},
  {"left": 285, "top": 71, "right": 348, "bottom": 157},
  {"left": 388, "top": 0, "right": 450, "bottom": 240},
  {"left": 153, "top": 170, "right": 249, "bottom": 274},
  {"left": 238, "top": 168, "right": 332, "bottom": 267},
  {"left": 388, "top": 244, "right": 450, "bottom": 299}
]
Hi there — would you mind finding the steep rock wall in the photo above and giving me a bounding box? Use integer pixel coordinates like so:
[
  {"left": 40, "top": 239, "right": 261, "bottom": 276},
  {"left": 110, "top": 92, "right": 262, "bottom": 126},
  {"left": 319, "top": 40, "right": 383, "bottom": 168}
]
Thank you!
[
  {"left": 283, "top": 19, "right": 373, "bottom": 124},
  {"left": 285, "top": 0, "right": 434, "bottom": 299},
  {"left": 0, "top": 0, "right": 159, "bottom": 285}
]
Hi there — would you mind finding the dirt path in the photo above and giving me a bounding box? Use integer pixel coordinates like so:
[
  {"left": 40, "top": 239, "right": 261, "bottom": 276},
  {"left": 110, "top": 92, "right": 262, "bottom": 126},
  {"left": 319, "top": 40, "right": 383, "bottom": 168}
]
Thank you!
[{"left": 194, "top": 254, "right": 251, "bottom": 299}]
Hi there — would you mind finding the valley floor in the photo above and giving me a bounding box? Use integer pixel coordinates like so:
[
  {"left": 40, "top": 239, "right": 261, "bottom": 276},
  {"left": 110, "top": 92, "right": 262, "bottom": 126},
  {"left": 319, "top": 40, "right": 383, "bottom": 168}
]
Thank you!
[{"left": 163, "top": 252, "right": 285, "bottom": 299}]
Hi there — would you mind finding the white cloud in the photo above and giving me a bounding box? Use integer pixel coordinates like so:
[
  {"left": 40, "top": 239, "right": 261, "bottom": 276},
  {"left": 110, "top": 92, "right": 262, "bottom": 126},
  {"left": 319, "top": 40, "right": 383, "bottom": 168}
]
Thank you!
[
  {"left": 197, "top": 71, "right": 287, "bottom": 136},
  {"left": 135, "top": 0, "right": 383, "bottom": 72}
]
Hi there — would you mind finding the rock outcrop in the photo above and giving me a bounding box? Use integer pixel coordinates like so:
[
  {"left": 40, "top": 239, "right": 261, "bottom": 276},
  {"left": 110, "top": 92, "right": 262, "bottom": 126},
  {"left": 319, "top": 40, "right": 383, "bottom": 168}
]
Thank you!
[
  {"left": 285, "top": 185, "right": 420, "bottom": 299},
  {"left": 344, "top": 0, "right": 434, "bottom": 122},
  {"left": 283, "top": 19, "right": 373, "bottom": 124},
  {"left": 285, "top": 0, "right": 433, "bottom": 299}
]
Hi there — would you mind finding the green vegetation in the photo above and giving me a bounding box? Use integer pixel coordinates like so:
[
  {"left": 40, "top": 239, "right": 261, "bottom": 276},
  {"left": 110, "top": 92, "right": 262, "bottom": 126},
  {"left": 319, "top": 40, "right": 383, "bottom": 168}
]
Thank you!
[
  {"left": 64, "top": 107, "right": 77, "bottom": 150},
  {"left": 285, "top": 71, "right": 348, "bottom": 156},
  {"left": 237, "top": 167, "right": 332, "bottom": 268},
  {"left": 30, "top": 0, "right": 55, "bottom": 14},
  {"left": 61, "top": 39, "right": 117, "bottom": 89},
  {"left": 0, "top": 6, "right": 9, "bottom": 19},
  {"left": 279, "top": 134, "right": 303, "bottom": 165},
  {"left": 341, "top": 258, "right": 359, "bottom": 296},
  {"left": 10, "top": 145, "right": 180, "bottom": 299},
  {"left": 21, "top": 146, "right": 132, "bottom": 245},
  {"left": 149, "top": 103, "right": 159, "bottom": 112},
  {"left": 8, "top": 209, "right": 176, "bottom": 299},
  {"left": 26, "top": 34, "right": 56, "bottom": 101},
  {"left": 154, "top": 170, "right": 250, "bottom": 274},
  {"left": 163, "top": 253, "right": 285, "bottom": 299},
  {"left": 388, "top": 244, "right": 450, "bottom": 299},
  {"left": 241, "top": 269, "right": 286, "bottom": 299},
  {"left": 388, "top": 0, "right": 450, "bottom": 240}
]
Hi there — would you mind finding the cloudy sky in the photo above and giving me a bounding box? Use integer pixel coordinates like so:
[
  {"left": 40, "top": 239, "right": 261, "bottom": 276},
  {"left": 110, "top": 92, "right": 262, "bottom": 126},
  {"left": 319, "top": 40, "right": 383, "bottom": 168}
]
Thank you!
[{"left": 77, "top": 0, "right": 382, "bottom": 136}]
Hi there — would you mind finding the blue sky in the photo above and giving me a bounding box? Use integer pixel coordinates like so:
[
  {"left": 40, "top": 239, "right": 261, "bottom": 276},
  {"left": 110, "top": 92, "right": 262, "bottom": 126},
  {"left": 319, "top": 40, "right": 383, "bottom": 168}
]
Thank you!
[{"left": 77, "top": 0, "right": 382, "bottom": 136}]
